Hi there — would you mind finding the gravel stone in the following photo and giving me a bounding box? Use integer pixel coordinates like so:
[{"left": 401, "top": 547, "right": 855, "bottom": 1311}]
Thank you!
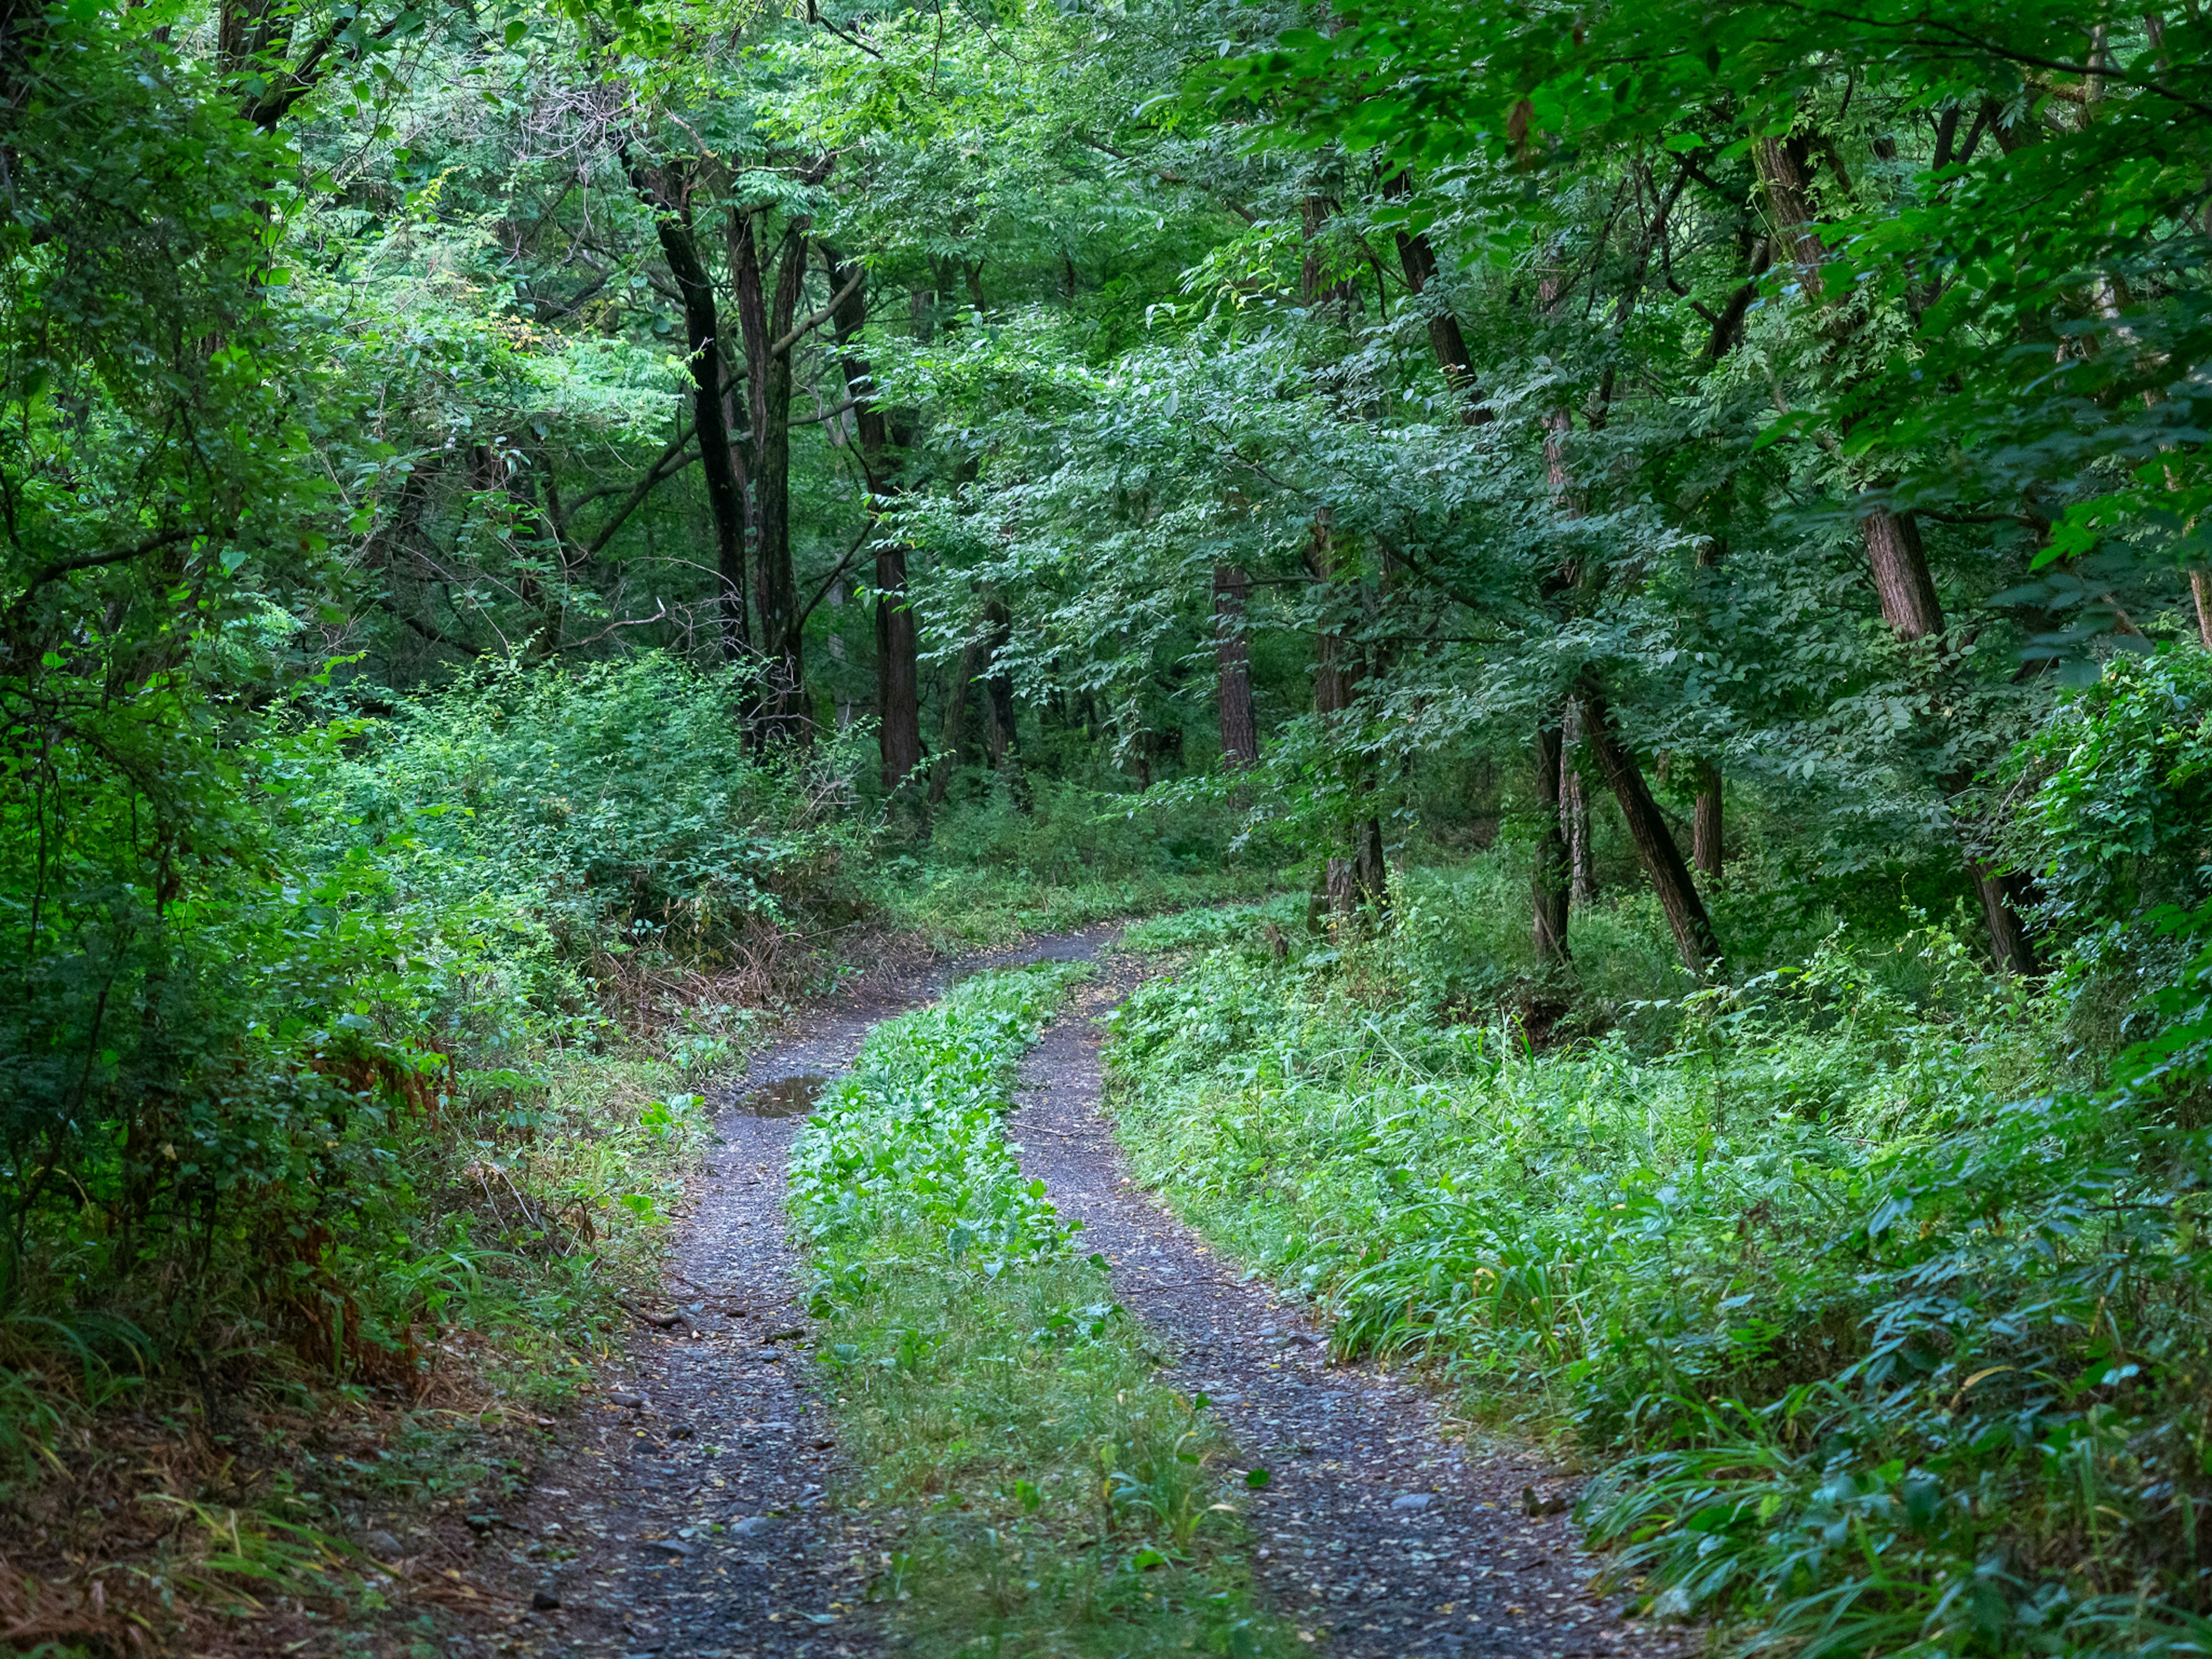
[{"left": 491, "top": 927, "right": 1122, "bottom": 1657}]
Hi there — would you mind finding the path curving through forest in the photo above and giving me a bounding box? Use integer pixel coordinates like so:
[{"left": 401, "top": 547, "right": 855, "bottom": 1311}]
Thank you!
[
  {"left": 495, "top": 927, "right": 1120, "bottom": 1658},
  {"left": 500, "top": 930, "right": 1682, "bottom": 1658},
  {"left": 1005, "top": 959, "right": 1692, "bottom": 1659}
]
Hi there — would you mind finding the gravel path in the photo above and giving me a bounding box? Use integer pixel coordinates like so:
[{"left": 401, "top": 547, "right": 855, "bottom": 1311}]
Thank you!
[
  {"left": 492, "top": 927, "right": 1682, "bottom": 1659},
  {"left": 497, "top": 929, "right": 1120, "bottom": 1658},
  {"left": 1007, "top": 960, "right": 1694, "bottom": 1659}
]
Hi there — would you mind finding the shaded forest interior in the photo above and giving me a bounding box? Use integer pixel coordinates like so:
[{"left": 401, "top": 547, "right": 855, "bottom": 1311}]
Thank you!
[{"left": 12, "top": 0, "right": 2212, "bottom": 1652}]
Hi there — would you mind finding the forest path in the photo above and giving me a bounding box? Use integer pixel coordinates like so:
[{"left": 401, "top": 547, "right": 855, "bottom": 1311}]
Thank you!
[
  {"left": 1007, "top": 958, "right": 1690, "bottom": 1659},
  {"left": 494, "top": 926, "right": 1120, "bottom": 1659}
]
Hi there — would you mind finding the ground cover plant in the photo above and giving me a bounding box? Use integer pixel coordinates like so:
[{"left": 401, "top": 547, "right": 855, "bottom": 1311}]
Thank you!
[
  {"left": 1109, "top": 832, "right": 2212, "bottom": 1653},
  {"left": 789, "top": 965, "right": 1293, "bottom": 1658}
]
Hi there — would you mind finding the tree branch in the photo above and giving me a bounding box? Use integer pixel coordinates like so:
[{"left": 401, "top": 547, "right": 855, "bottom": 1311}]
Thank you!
[{"left": 772, "top": 264, "right": 866, "bottom": 357}]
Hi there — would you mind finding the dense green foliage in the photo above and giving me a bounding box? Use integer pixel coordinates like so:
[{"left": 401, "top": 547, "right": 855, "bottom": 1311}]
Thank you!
[
  {"left": 1108, "top": 666, "right": 2212, "bottom": 1655},
  {"left": 791, "top": 965, "right": 1290, "bottom": 1658},
  {"left": 12, "top": 0, "right": 2212, "bottom": 1646}
]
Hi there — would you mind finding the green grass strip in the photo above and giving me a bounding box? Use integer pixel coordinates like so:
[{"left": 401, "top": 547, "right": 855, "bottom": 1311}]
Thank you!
[{"left": 789, "top": 963, "right": 1297, "bottom": 1659}]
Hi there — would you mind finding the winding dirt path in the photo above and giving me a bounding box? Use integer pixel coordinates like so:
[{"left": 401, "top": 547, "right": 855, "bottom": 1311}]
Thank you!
[
  {"left": 498, "top": 928, "right": 1118, "bottom": 1659},
  {"left": 1007, "top": 960, "right": 1691, "bottom": 1659},
  {"left": 497, "top": 929, "right": 1681, "bottom": 1659}
]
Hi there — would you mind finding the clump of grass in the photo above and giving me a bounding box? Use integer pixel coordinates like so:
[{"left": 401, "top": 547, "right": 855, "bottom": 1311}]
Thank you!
[{"left": 789, "top": 965, "right": 1294, "bottom": 1658}]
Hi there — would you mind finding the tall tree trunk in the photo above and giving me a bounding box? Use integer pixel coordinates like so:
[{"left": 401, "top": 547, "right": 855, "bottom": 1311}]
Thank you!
[
  {"left": 1862, "top": 507, "right": 1946, "bottom": 641},
  {"left": 824, "top": 247, "right": 923, "bottom": 796},
  {"left": 1693, "top": 760, "right": 1725, "bottom": 878},
  {"left": 1756, "top": 132, "right": 2036, "bottom": 976},
  {"left": 728, "top": 208, "right": 807, "bottom": 737},
  {"left": 758, "top": 222, "right": 809, "bottom": 737},
  {"left": 1532, "top": 710, "right": 1571, "bottom": 968},
  {"left": 1861, "top": 505, "right": 2039, "bottom": 975},
  {"left": 2193, "top": 571, "right": 2212, "bottom": 650},
  {"left": 1581, "top": 680, "right": 1720, "bottom": 972},
  {"left": 1562, "top": 696, "right": 1595, "bottom": 906},
  {"left": 1382, "top": 172, "right": 1490, "bottom": 422},
  {"left": 982, "top": 597, "right": 1017, "bottom": 770},
  {"left": 1693, "top": 541, "right": 1726, "bottom": 879},
  {"left": 634, "top": 162, "right": 748, "bottom": 660},
  {"left": 1306, "top": 515, "right": 1382, "bottom": 916},
  {"left": 929, "top": 638, "right": 982, "bottom": 807},
  {"left": 1214, "top": 565, "right": 1260, "bottom": 767}
]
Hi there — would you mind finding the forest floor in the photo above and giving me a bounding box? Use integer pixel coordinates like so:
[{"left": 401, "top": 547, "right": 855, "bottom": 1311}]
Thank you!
[{"left": 473, "top": 931, "right": 1675, "bottom": 1659}]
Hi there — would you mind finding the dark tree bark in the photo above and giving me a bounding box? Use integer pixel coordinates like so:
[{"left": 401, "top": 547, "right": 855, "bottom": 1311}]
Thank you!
[
  {"left": 1692, "top": 542, "right": 1726, "bottom": 879},
  {"left": 1214, "top": 565, "right": 1260, "bottom": 767},
  {"left": 1354, "top": 817, "right": 1388, "bottom": 919},
  {"left": 1862, "top": 506, "right": 1946, "bottom": 642},
  {"left": 1562, "top": 696, "right": 1595, "bottom": 906},
  {"left": 728, "top": 212, "right": 809, "bottom": 739},
  {"left": 1581, "top": 680, "right": 1721, "bottom": 972},
  {"left": 1382, "top": 172, "right": 1490, "bottom": 422},
  {"left": 634, "top": 162, "right": 748, "bottom": 660},
  {"left": 824, "top": 247, "right": 923, "bottom": 796},
  {"left": 1756, "top": 132, "right": 2037, "bottom": 976},
  {"left": 1693, "top": 760, "right": 1725, "bottom": 878},
  {"left": 1859, "top": 506, "right": 2038, "bottom": 975},
  {"left": 1532, "top": 712, "right": 1572, "bottom": 968},
  {"left": 929, "top": 637, "right": 982, "bottom": 807},
  {"left": 1305, "top": 516, "right": 1385, "bottom": 915}
]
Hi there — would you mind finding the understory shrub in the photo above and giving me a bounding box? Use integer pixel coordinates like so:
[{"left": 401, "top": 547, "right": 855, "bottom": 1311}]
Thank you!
[{"left": 0, "top": 653, "right": 861, "bottom": 1617}]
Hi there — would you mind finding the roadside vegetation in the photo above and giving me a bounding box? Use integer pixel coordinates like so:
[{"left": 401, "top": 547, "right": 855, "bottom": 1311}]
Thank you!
[
  {"left": 1108, "top": 653, "right": 2212, "bottom": 1657},
  {"left": 789, "top": 965, "right": 1291, "bottom": 1659}
]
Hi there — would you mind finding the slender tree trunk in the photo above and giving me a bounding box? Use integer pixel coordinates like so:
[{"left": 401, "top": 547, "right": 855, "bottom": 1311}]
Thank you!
[
  {"left": 929, "top": 638, "right": 981, "bottom": 807},
  {"left": 874, "top": 547, "right": 922, "bottom": 785},
  {"left": 1758, "top": 132, "right": 2036, "bottom": 977},
  {"left": 1692, "top": 540, "right": 1726, "bottom": 879},
  {"left": 1382, "top": 172, "right": 1491, "bottom": 422},
  {"left": 635, "top": 163, "right": 748, "bottom": 660},
  {"left": 1581, "top": 680, "right": 1719, "bottom": 972},
  {"left": 1532, "top": 711, "right": 1571, "bottom": 968},
  {"left": 982, "top": 597, "right": 1017, "bottom": 770},
  {"left": 824, "top": 247, "right": 923, "bottom": 794},
  {"left": 1862, "top": 507, "right": 1946, "bottom": 641},
  {"left": 728, "top": 208, "right": 808, "bottom": 736},
  {"left": 1214, "top": 565, "right": 1260, "bottom": 767},
  {"left": 1693, "top": 760, "right": 1725, "bottom": 878},
  {"left": 1354, "top": 817, "right": 1388, "bottom": 918},
  {"left": 2191, "top": 571, "right": 2212, "bottom": 650},
  {"left": 1307, "top": 515, "right": 1383, "bottom": 916},
  {"left": 1860, "top": 506, "right": 2038, "bottom": 975},
  {"left": 756, "top": 223, "right": 808, "bottom": 736},
  {"left": 727, "top": 203, "right": 770, "bottom": 642},
  {"left": 1562, "top": 696, "right": 1594, "bottom": 906}
]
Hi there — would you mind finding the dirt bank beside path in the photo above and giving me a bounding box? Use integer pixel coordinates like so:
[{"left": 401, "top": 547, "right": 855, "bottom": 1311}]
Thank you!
[
  {"left": 493, "top": 927, "right": 1120, "bottom": 1659},
  {"left": 1007, "top": 960, "right": 1694, "bottom": 1659}
]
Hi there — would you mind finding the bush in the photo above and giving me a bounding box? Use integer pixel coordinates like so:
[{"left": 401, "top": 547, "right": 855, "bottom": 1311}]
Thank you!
[{"left": 0, "top": 652, "right": 865, "bottom": 1532}]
